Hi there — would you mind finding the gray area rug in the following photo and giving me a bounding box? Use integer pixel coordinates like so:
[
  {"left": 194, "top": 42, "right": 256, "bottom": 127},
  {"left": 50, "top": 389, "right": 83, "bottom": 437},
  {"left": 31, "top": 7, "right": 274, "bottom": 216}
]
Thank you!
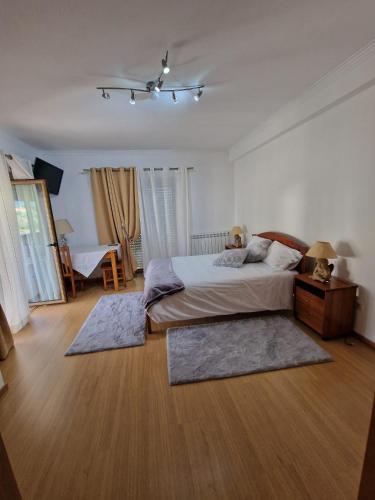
[
  {"left": 65, "top": 292, "right": 145, "bottom": 356},
  {"left": 167, "top": 315, "right": 332, "bottom": 385}
]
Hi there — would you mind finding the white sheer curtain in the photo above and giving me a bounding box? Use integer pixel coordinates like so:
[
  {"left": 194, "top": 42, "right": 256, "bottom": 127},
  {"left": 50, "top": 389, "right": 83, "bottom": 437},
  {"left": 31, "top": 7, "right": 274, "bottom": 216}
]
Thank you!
[
  {"left": 13, "top": 184, "right": 61, "bottom": 302},
  {"left": 6, "top": 155, "right": 33, "bottom": 179},
  {"left": 138, "top": 168, "right": 191, "bottom": 268},
  {"left": 0, "top": 152, "right": 29, "bottom": 333}
]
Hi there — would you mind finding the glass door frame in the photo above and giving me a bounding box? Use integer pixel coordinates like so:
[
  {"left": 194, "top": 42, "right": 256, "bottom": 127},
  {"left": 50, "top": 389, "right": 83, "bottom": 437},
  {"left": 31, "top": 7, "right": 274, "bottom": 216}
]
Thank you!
[{"left": 11, "top": 179, "right": 67, "bottom": 305}]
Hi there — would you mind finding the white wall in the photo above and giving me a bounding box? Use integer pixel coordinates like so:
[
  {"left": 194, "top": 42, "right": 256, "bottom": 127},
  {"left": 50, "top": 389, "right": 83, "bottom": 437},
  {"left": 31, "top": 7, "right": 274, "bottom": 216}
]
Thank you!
[
  {"left": 233, "top": 82, "right": 375, "bottom": 342},
  {"left": 0, "top": 129, "right": 38, "bottom": 159},
  {"left": 39, "top": 150, "right": 233, "bottom": 246}
]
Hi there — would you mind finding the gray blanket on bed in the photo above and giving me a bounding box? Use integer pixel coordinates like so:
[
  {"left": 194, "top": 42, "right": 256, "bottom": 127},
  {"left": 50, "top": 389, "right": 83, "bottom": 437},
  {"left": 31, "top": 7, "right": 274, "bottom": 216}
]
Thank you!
[{"left": 143, "top": 258, "right": 185, "bottom": 309}]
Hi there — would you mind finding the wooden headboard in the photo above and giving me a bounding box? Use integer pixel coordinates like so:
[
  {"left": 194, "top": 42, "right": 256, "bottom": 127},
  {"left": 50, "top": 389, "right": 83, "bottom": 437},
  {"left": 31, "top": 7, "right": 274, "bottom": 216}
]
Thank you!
[{"left": 256, "top": 231, "right": 309, "bottom": 273}]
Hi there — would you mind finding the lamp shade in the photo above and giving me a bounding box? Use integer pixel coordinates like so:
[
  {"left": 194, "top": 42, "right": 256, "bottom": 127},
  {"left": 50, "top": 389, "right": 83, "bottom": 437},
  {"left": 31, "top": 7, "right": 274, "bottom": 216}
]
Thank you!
[
  {"left": 306, "top": 241, "right": 337, "bottom": 259},
  {"left": 230, "top": 226, "right": 243, "bottom": 236},
  {"left": 55, "top": 219, "right": 74, "bottom": 235}
]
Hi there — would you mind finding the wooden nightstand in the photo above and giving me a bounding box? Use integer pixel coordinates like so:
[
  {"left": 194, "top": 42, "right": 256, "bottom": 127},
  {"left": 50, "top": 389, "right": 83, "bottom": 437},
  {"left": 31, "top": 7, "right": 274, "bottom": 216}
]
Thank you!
[
  {"left": 225, "top": 244, "right": 244, "bottom": 249},
  {"left": 294, "top": 273, "right": 358, "bottom": 339}
]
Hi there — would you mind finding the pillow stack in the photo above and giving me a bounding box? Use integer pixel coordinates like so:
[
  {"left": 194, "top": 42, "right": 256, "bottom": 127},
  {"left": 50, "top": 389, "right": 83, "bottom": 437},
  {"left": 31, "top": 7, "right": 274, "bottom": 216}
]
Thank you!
[{"left": 213, "top": 235, "right": 303, "bottom": 270}]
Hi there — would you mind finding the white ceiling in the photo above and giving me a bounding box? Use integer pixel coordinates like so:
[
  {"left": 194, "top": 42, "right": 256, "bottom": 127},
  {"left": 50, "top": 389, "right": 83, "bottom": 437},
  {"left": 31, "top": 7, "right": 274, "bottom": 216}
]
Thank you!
[{"left": 1, "top": 0, "right": 375, "bottom": 150}]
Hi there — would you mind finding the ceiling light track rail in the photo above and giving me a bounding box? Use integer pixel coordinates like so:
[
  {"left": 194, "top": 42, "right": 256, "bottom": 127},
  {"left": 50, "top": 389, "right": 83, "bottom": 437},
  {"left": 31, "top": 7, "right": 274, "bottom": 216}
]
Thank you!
[
  {"left": 97, "top": 85, "right": 205, "bottom": 93},
  {"left": 96, "top": 50, "right": 205, "bottom": 105}
]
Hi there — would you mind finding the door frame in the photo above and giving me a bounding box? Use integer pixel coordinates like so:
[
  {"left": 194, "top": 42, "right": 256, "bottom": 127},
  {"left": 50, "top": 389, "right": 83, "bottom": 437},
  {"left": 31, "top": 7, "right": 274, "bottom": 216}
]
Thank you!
[
  {"left": 358, "top": 393, "right": 375, "bottom": 499},
  {"left": 11, "top": 179, "right": 67, "bottom": 305},
  {"left": 0, "top": 432, "right": 22, "bottom": 499}
]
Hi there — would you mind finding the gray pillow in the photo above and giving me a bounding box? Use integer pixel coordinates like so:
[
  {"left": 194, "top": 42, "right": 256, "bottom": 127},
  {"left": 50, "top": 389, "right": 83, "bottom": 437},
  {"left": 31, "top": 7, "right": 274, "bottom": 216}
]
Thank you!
[
  {"left": 245, "top": 235, "right": 272, "bottom": 263},
  {"left": 213, "top": 249, "right": 249, "bottom": 268}
]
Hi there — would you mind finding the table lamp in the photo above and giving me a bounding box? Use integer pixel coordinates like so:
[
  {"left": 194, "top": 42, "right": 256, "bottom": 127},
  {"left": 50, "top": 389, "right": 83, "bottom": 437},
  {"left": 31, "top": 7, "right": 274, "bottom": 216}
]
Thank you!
[
  {"left": 306, "top": 241, "right": 337, "bottom": 282},
  {"left": 55, "top": 219, "right": 74, "bottom": 246},
  {"left": 230, "top": 226, "right": 243, "bottom": 248}
]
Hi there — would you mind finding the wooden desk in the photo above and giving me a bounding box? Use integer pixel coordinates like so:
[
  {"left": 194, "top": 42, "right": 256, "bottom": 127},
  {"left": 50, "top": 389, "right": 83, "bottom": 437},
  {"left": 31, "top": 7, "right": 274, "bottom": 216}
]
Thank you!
[{"left": 69, "top": 245, "right": 121, "bottom": 291}]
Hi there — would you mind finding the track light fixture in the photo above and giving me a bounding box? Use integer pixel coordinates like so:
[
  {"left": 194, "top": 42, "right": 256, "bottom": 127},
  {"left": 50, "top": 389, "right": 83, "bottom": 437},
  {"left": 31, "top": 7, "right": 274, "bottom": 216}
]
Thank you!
[
  {"left": 154, "top": 79, "right": 163, "bottom": 92},
  {"left": 194, "top": 89, "right": 203, "bottom": 102},
  {"left": 97, "top": 50, "right": 205, "bottom": 106},
  {"left": 162, "top": 50, "right": 170, "bottom": 74}
]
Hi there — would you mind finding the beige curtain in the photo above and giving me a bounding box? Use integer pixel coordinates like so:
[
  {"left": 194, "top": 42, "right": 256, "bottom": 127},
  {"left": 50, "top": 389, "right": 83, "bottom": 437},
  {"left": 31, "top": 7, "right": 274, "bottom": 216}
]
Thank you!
[
  {"left": 90, "top": 167, "right": 141, "bottom": 280},
  {"left": 0, "top": 305, "right": 14, "bottom": 360}
]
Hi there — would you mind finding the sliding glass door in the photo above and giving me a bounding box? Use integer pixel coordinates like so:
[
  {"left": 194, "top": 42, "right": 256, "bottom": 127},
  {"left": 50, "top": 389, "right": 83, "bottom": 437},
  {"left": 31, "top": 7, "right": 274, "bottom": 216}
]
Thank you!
[{"left": 11, "top": 180, "right": 67, "bottom": 305}]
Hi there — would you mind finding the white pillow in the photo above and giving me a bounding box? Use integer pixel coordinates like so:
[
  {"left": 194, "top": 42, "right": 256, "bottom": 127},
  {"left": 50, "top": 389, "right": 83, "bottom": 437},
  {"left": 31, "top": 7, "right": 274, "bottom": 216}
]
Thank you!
[
  {"left": 263, "top": 241, "right": 303, "bottom": 271},
  {"left": 245, "top": 235, "right": 272, "bottom": 263}
]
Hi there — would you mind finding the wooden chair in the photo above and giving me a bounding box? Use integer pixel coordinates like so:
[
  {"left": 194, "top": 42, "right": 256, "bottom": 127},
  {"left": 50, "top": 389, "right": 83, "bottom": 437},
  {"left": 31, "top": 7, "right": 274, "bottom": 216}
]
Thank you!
[
  {"left": 101, "top": 242, "right": 127, "bottom": 290},
  {"left": 59, "top": 245, "right": 84, "bottom": 299}
]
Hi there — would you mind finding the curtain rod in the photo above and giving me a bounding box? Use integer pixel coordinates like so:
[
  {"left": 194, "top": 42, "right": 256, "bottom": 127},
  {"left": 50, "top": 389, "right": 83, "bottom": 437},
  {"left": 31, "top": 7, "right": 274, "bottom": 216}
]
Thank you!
[{"left": 80, "top": 167, "right": 194, "bottom": 174}]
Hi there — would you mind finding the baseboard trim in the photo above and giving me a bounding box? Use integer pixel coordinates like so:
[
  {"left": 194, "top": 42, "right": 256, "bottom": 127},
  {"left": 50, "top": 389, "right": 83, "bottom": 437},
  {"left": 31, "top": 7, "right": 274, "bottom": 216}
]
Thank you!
[
  {"left": 0, "top": 383, "right": 8, "bottom": 399},
  {"left": 354, "top": 332, "right": 375, "bottom": 350}
]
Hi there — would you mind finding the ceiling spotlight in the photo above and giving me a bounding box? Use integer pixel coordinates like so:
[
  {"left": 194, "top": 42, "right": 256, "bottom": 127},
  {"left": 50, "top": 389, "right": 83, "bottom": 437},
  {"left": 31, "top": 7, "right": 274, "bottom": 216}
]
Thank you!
[
  {"left": 101, "top": 89, "right": 110, "bottom": 99},
  {"left": 194, "top": 89, "right": 203, "bottom": 102},
  {"left": 155, "top": 79, "right": 163, "bottom": 92},
  {"left": 172, "top": 90, "right": 177, "bottom": 103},
  {"left": 129, "top": 90, "right": 136, "bottom": 105},
  {"left": 162, "top": 50, "right": 170, "bottom": 74}
]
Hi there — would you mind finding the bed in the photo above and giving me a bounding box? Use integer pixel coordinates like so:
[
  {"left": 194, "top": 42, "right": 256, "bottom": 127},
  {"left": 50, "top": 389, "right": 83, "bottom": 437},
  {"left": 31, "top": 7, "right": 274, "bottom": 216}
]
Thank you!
[{"left": 145, "top": 232, "right": 308, "bottom": 331}]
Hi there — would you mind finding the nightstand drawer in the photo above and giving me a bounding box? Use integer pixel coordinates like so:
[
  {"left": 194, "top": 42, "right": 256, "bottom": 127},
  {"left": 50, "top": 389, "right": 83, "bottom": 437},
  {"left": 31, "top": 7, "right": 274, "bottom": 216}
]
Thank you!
[
  {"left": 295, "top": 286, "right": 325, "bottom": 315},
  {"left": 295, "top": 298, "right": 324, "bottom": 333}
]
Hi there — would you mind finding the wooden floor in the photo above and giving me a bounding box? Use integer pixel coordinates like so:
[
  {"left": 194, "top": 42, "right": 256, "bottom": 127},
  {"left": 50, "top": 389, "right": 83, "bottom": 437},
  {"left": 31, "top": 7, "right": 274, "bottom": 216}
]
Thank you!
[{"left": 0, "top": 279, "right": 375, "bottom": 500}]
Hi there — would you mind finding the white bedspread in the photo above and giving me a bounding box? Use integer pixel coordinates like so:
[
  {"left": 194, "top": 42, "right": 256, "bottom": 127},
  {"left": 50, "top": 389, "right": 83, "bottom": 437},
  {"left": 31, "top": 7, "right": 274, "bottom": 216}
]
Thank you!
[{"left": 148, "top": 253, "right": 297, "bottom": 323}]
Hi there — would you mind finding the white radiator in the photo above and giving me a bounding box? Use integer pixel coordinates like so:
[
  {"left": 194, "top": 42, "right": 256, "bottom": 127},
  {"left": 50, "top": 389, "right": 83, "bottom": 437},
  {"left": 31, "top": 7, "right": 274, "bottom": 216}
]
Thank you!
[
  {"left": 191, "top": 231, "right": 230, "bottom": 256},
  {"left": 129, "top": 236, "right": 143, "bottom": 270},
  {"left": 131, "top": 230, "right": 231, "bottom": 269}
]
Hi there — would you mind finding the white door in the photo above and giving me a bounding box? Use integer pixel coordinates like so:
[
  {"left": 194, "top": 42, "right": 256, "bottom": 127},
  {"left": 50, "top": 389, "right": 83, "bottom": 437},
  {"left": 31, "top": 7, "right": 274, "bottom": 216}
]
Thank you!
[{"left": 12, "top": 179, "right": 67, "bottom": 305}]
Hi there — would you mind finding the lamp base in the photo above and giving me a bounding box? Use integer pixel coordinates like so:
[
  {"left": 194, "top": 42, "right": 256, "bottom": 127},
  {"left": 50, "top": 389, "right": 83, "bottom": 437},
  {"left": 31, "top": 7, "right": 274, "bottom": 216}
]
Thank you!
[
  {"left": 58, "top": 235, "right": 67, "bottom": 247},
  {"left": 310, "top": 258, "right": 334, "bottom": 283},
  {"left": 233, "top": 234, "right": 242, "bottom": 248}
]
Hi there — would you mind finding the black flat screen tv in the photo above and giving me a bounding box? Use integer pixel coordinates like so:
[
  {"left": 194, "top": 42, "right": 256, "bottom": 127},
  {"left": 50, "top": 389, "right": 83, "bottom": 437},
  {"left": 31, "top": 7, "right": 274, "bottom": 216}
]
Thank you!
[{"left": 33, "top": 158, "right": 64, "bottom": 195}]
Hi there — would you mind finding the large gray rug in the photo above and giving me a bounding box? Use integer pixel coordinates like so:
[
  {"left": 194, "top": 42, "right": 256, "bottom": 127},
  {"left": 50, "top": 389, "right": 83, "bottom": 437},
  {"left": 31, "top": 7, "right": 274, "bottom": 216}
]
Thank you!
[
  {"left": 167, "top": 315, "right": 332, "bottom": 385},
  {"left": 65, "top": 292, "right": 145, "bottom": 356}
]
